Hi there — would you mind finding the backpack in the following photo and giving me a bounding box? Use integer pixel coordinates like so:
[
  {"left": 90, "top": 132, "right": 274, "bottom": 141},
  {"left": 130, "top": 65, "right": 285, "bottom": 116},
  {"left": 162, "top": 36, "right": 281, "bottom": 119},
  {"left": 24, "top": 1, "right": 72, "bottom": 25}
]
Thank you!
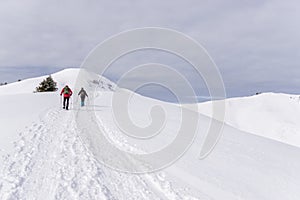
[
  {"left": 80, "top": 90, "right": 86, "bottom": 98},
  {"left": 64, "top": 87, "right": 70, "bottom": 94}
]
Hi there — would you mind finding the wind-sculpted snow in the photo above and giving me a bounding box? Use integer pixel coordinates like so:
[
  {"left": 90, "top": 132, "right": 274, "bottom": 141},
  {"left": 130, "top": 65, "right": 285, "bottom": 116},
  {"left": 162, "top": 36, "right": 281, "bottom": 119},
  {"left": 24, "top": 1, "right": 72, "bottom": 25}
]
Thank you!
[
  {"left": 195, "top": 93, "right": 300, "bottom": 147},
  {"left": 91, "top": 91, "right": 300, "bottom": 200}
]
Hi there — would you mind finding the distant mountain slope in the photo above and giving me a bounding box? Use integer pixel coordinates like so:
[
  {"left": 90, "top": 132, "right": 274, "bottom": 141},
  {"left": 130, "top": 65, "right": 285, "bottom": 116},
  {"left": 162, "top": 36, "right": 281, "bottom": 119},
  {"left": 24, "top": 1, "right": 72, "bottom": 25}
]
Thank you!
[{"left": 196, "top": 93, "right": 300, "bottom": 147}]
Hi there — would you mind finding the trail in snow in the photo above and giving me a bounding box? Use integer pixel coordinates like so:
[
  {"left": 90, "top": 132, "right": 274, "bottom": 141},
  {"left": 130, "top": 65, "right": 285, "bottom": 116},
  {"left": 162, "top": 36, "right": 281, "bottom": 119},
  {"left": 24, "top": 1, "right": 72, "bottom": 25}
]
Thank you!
[
  {"left": 0, "top": 107, "right": 199, "bottom": 200},
  {"left": 0, "top": 109, "right": 113, "bottom": 199}
]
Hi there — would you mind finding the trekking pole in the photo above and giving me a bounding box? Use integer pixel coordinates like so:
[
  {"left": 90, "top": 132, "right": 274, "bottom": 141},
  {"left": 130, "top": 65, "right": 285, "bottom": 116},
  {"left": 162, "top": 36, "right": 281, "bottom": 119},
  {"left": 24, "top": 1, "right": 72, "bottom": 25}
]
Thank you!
[
  {"left": 71, "top": 96, "right": 73, "bottom": 109},
  {"left": 87, "top": 96, "right": 90, "bottom": 106},
  {"left": 60, "top": 95, "right": 62, "bottom": 109}
]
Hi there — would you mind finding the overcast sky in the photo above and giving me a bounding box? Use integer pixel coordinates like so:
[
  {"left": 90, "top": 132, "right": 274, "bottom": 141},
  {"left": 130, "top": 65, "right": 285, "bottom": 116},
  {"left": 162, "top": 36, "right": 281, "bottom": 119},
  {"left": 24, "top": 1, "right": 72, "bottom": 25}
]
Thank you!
[{"left": 0, "top": 0, "right": 299, "bottom": 101}]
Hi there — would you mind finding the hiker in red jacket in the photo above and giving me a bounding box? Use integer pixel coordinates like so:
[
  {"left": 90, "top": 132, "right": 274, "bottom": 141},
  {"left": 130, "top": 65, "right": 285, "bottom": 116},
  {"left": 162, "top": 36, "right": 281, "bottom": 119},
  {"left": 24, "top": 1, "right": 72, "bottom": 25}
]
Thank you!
[{"left": 60, "top": 85, "right": 73, "bottom": 110}]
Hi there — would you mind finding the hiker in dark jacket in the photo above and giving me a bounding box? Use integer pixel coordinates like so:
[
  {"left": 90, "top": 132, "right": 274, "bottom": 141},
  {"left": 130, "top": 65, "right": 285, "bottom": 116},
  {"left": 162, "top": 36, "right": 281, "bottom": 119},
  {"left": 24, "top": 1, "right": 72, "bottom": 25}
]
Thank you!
[
  {"left": 60, "top": 85, "right": 73, "bottom": 110},
  {"left": 78, "top": 87, "right": 88, "bottom": 107}
]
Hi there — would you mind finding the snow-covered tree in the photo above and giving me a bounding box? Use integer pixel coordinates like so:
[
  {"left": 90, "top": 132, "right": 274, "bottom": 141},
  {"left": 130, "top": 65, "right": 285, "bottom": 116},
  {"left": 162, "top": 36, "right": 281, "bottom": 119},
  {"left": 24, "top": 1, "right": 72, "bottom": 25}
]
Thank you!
[{"left": 36, "top": 75, "right": 57, "bottom": 92}]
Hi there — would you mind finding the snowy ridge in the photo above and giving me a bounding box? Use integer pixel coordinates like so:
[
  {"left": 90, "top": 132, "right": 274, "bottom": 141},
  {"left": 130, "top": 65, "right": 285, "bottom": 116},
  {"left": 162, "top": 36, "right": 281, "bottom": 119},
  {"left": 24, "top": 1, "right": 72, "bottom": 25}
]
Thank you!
[
  {"left": 0, "top": 68, "right": 115, "bottom": 95},
  {"left": 195, "top": 93, "right": 300, "bottom": 147}
]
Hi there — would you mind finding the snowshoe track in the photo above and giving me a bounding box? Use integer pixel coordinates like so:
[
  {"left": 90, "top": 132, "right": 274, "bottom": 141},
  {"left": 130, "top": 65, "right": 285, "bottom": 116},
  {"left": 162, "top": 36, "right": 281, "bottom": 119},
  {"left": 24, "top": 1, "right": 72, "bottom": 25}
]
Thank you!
[
  {"left": 0, "top": 109, "right": 115, "bottom": 200},
  {"left": 0, "top": 108, "right": 199, "bottom": 200}
]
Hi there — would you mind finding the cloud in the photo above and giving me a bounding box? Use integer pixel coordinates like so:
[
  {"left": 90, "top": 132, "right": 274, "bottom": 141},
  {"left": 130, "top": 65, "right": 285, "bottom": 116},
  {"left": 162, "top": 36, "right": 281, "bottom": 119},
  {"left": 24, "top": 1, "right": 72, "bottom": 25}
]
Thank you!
[{"left": 0, "top": 0, "right": 299, "bottom": 100}]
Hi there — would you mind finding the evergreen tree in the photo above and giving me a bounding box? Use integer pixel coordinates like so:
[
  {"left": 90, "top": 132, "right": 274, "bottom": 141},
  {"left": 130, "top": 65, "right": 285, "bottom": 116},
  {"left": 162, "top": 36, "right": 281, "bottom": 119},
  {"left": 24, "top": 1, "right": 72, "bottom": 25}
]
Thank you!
[{"left": 36, "top": 75, "right": 58, "bottom": 92}]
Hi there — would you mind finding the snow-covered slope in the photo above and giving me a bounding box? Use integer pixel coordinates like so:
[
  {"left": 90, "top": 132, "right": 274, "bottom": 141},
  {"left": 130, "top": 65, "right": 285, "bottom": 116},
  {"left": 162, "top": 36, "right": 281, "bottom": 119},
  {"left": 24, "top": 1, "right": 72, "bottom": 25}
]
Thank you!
[
  {"left": 195, "top": 93, "right": 300, "bottom": 147},
  {"left": 1, "top": 69, "right": 300, "bottom": 199},
  {"left": 93, "top": 91, "right": 300, "bottom": 199},
  {"left": 0, "top": 68, "right": 115, "bottom": 95},
  {"left": 0, "top": 68, "right": 114, "bottom": 169}
]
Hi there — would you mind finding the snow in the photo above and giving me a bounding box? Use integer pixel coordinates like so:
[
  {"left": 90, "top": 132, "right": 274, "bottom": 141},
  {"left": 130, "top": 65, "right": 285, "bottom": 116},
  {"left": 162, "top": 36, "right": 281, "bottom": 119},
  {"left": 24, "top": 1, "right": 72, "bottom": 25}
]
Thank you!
[
  {"left": 194, "top": 93, "right": 300, "bottom": 147},
  {"left": 0, "top": 93, "right": 57, "bottom": 169},
  {"left": 0, "top": 68, "right": 83, "bottom": 169},
  {"left": 93, "top": 90, "right": 300, "bottom": 199},
  {"left": 0, "top": 68, "right": 300, "bottom": 199},
  {"left": 0, "top": 68, "right": 114, "bottom": 95}
]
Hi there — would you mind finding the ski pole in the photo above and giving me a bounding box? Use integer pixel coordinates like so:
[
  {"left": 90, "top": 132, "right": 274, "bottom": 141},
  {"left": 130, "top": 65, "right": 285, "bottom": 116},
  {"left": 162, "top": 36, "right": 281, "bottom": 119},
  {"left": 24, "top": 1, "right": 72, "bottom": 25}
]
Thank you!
[
  {"left": 60, "top": 95, "right": 62, "bottom": 108},
  {"left": 71, "top": 96, "right": 73, "bottom": 109}
]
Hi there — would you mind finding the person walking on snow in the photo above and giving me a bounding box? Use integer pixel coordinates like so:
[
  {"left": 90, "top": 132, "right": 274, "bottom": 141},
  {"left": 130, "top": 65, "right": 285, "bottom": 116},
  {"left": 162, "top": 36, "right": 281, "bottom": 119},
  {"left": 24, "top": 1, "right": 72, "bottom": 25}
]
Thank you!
[
  {"left": 60, "top": 85, "right": 73, "bottom": 110},
  {"left": 78, "top": 87, "right": 88, "bottom": 107}
]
